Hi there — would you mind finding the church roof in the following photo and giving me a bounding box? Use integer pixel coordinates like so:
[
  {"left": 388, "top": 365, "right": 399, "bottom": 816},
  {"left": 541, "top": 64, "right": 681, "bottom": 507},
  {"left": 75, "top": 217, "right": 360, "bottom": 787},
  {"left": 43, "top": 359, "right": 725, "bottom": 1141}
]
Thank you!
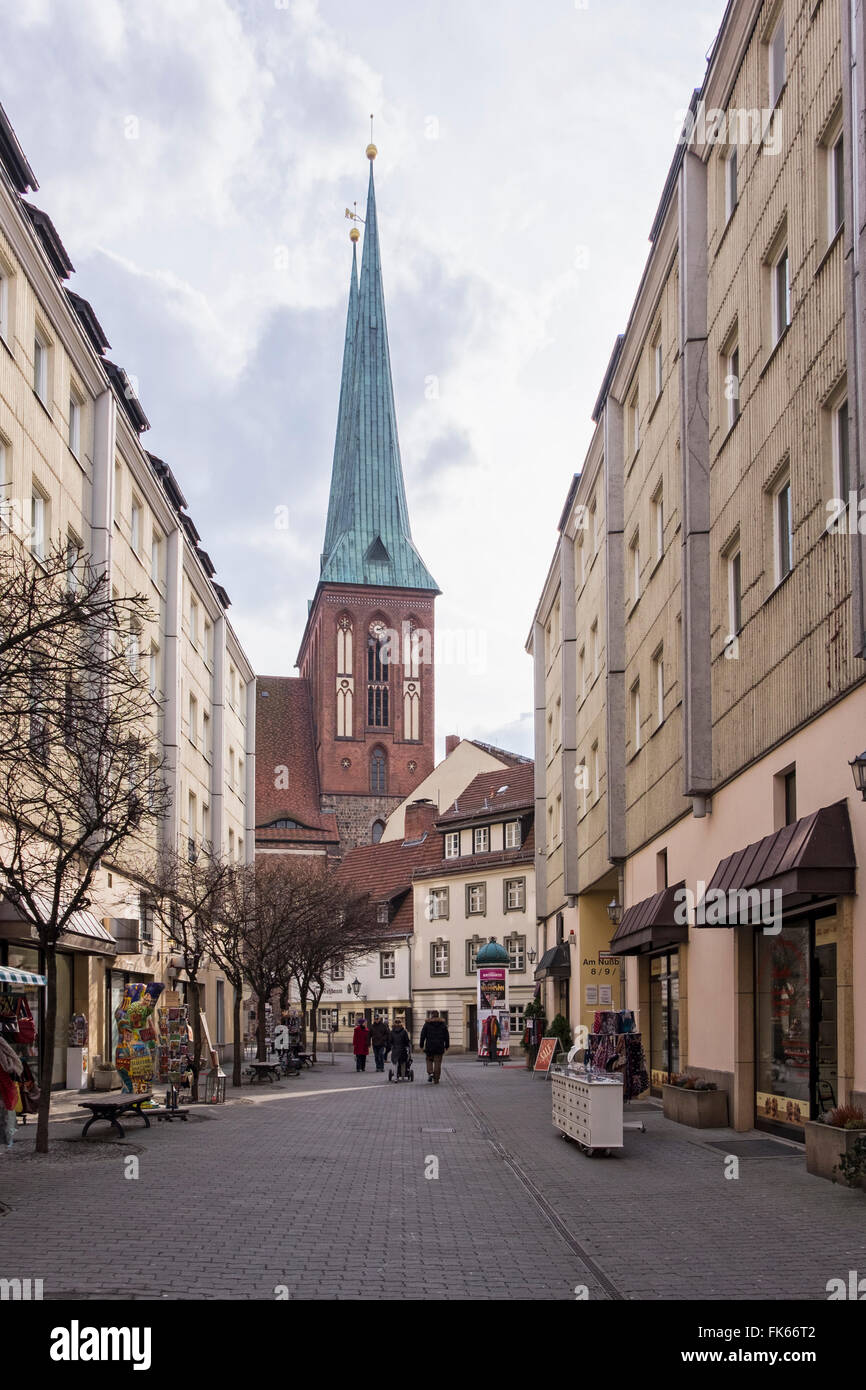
[
  {"left": 254, "top": 676, "right": 340, "bottom": 849},
  {"left": 319, "top": 156, "right": 439, "bottom": 593}
]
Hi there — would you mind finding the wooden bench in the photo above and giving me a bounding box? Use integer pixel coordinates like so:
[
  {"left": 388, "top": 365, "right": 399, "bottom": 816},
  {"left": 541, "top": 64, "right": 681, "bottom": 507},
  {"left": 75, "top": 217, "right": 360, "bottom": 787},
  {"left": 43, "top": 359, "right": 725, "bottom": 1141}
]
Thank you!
[
  {"left": 78, "top": 1093, "right": 156, "bottom": 1139},
  {"left": 246, "top": 1061, "right": 281, "bottom": 1084}
]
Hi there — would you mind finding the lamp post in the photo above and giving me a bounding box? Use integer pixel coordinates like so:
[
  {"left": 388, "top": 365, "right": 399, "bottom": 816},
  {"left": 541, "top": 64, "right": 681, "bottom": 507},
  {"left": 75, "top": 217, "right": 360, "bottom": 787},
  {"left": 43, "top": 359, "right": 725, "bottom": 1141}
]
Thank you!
[{"left": 849, "top": 751, "right": 866, "bottom": 800}]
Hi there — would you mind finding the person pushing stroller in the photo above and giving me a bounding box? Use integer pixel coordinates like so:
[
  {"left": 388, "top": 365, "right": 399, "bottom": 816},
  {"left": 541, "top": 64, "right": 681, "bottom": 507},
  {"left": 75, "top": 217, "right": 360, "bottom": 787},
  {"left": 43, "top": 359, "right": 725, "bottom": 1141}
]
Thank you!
[{"left": 388, "top": 1017, "right": 413, "bottom": 1082}]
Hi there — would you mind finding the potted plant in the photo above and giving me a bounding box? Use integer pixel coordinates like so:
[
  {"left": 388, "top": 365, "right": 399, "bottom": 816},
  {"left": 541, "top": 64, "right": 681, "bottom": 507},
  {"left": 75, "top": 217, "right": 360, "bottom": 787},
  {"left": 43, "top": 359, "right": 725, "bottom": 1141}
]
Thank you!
[
  {"left": 663, "top": 1072, "right": 728, "bottom": 1127},
  {"left": 805, "top": 1104, "right": 866, "bottom": 1187},
  {"left": 545, "top": 1013, "right": 573, "bottom": 1058}
]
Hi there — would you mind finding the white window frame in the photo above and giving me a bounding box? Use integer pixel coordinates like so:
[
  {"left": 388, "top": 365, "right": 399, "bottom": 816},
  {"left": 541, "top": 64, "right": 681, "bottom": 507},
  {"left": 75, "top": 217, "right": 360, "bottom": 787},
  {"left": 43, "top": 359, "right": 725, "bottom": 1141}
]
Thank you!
[
  {"left": 149, "top": 643, "right": 160, "bottom": 696},
  {"left": 189, "top": 691, "right": 198, "bottom": 747},
  {"left": 130, "top": 497, "right": 141, "bottom": 554},
  {"left": 653, "top": 335, "right": 663, "bottom": 401},
  {"left": 771, "top": 245, "right": 790, "bottom": 345},
  {"left": 473, "top": 826, "right": 490, "bottom": 855},
  {"left": 0, "top": 265, "right": 8, "bottom": 343},
  {"left": 630, "top": 532, "right": 640, "bottom": 605},
  {"left": 467, "top": 882, "right": 486, "bottom": 916},
  {"left": 505, "top": 878, "right": 526, "bottom": 912},
  {"left": 591, "top": 619, "right": 599, "bottom": 678},
  {"left": 68, "top": 392, "right": 82, "bottom": 458},
  {"left": 653, "top": 647, "right": 664, "bottom": 729},
  {"left": 833, "top": 397, "right": 850, "bottom": 502},
  {"left": 631, "top": 681, "right": 641, "bottom": 752},
  {"left": 592, "top": 741, "right": 600, "bottom": 801},
  {"left": 432, "top": 941, "right": 449, "bottom": 977},
  {"left": 429, "top": 887, "right": 449, "bottom": 921},
  {"left": 769, "top": 12, "right": 785, "bottom": 109},
  {"left": 506, "top": 934, "right": 526, "bottom": 971},
  {"left": 726, "top": 342, "right": 740, "bottom": 431},
  {"left": 30, "top": 486, "right": 47, "bottom": 561},
  {"left": 829, "top": 130, "right": 844, "bottom": 241},
  {"left": 774, "top": 473, "right": 793, "bottom": 583},
  {"left": 728, "top": 546, "right": 742, "bottom": 639},
  {"left": 151, "top": 530, "right": 162, "bottom": 586},
  {"left": 66, "top": 532, "right": 81, "bottom": 592},
  {"left": 724, "top": 146, "right": 738, "bottom": 222},
  {"left": 444, "top": 830, "right": 460, "bottom": 859},
  {"left": 652, "top": 486, "right": 664, "bottom": 562},
  {"left": 629, "top": 391, "right": 640, "bottom": 456},
  {"left": 33, "top": 327, "right": 49, "bottom": 405},
  {"left": 505, "top": 820, "right": 521, "bottom": 850}
]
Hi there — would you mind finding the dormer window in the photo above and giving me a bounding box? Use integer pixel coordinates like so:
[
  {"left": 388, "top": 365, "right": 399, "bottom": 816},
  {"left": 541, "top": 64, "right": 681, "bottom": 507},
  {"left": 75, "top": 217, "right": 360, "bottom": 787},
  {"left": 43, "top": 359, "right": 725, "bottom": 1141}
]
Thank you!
[
  {"left": 504, "top": 821, "right": 521, "bottom": 849},
  {"left": 445, "top": 831, "right": 460, "bottom": 859},
  {"left": 377, "top": 903, "right": 390, "bottom": 925},
  {"left": 473, "top": 826, "right": 489, "bottom": 854}
]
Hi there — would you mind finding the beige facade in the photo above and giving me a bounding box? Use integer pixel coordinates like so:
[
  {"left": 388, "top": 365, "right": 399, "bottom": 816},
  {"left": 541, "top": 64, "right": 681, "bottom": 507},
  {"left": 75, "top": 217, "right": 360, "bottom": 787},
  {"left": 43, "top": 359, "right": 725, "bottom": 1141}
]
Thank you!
[
  {"left": 412, "top": 817, "right": 536, "bottom": 1054},
  {"left": 529, "top": 0, "right": 866, "bottom": 1134},
  {"left": 0, "top": 110, "right": 255, "bottom": 1080}
]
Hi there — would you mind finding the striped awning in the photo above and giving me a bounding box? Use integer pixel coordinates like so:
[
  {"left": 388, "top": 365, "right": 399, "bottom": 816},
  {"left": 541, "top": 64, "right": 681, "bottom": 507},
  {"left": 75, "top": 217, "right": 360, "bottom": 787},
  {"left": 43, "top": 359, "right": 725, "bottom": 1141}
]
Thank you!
[{"left": 0, "top": 967, "right": 46, "bottom": 986}]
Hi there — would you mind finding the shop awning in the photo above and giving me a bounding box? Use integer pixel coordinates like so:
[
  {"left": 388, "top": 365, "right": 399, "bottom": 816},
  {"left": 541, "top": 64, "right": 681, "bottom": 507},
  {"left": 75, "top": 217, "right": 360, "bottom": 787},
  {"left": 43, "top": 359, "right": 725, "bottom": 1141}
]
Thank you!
[
  {"left": 534, "top": 944, "right": 570, "bottom": 981},
  {"left": 0, "top": 893, "right": 117, "bottom": 956},
  {"left": 0, "top": 967, "right": 46, "bottom": 986},
  {"left": 695, "top": 799, "right": 856, "bottom": 925},
  {"left": 610, "top": 880, "right": 689, "bottom": 955}
]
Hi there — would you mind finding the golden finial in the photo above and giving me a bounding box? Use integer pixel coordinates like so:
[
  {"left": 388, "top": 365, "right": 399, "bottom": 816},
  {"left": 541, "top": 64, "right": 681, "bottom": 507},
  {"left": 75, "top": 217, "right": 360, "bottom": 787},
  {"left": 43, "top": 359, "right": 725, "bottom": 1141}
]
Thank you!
[
  {"left": 350, "top": 226, "right": 360, "bottom": 242},
  {"left": 345, "top": 200, "right": 363, "bottom": 240},
  {"left": 366, "top": 112, "right": 377, "bottom": 160}
]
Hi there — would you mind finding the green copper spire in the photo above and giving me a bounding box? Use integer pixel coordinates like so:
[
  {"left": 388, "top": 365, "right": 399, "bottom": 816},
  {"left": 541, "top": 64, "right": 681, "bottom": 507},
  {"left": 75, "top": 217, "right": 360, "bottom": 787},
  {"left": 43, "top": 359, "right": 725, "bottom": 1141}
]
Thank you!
[
  {"left": 320, "top": 155, "right": 439, "bottom": 592},
  {"left": 322, "top": 239, "right": 359, "bottom": 562}
]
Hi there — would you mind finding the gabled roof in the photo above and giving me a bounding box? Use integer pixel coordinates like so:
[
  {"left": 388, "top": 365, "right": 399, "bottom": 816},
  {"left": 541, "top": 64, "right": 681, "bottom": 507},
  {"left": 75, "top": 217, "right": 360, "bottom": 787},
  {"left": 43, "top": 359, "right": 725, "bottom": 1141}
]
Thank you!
[
  {"left": 103, "top": 359, "right": 150, "bottom": 433},
  {"left": 318, "top": 157, "right": 438, "bottom": 593},
  {"left": 338, "top": 830, "right": 442, "bottom": 934},
  {"left": 436, "top": 764, "right": 536, "bottom": 824},
  {"left": 66, "top": 290, "right": 111, "bottom": 355},
  {"left": 0, "top": 102, "right": 38, "bottom": 194},
  {"left": 254, "top": 676, "right": 339, "bottom": 846},
  {"left": 23, "top": 204, "right": 74, "bottom": 279},
  {"left": 466, "top": 739, "right": 533, "bottom": 767}
]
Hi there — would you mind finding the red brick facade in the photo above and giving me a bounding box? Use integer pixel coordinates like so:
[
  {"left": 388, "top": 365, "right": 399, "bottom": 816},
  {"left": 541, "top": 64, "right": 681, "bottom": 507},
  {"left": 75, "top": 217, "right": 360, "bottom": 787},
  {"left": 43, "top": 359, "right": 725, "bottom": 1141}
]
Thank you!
[{"left": 297, "top": 583, "right": 436, "bottom": 807}]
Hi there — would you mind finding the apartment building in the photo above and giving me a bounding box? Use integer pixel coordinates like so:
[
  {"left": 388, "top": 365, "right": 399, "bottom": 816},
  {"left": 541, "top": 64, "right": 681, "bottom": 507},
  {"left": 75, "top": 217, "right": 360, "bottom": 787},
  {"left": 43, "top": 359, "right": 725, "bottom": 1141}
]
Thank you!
[
  {"left": 0, "top": 102, "right": 255, "bottom": 1082},
  {"left": 530, "top": 0, "right": 866, "bottom": 1136}
]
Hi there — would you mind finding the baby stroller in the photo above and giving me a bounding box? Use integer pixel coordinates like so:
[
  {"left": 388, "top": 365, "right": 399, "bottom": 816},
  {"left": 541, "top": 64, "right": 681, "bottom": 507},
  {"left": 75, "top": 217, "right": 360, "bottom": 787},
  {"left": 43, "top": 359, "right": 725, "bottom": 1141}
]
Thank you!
[{"left": 388, "top": 1042, "right": 414, "bottom": 1083}]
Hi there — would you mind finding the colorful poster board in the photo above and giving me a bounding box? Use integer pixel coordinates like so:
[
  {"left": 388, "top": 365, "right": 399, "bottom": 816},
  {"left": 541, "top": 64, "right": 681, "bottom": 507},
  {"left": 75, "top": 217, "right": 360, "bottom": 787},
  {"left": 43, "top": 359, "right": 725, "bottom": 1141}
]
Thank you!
[
  {"left": 157, "top": 1004, "right": 190, "bottom": 1082},
  {"left": 114, "top": 982, "right": 164, "bottom": 1093},
  {"left": 478, "top": 966, "right": 510, "bottom": 1059}
]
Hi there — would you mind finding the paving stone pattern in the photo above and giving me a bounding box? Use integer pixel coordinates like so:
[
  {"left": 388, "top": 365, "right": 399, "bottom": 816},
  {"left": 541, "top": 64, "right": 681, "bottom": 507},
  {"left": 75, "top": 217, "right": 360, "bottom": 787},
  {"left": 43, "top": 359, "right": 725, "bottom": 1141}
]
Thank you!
[{"left": 1, "top": 1059, "right": 864, "bottom": 1300}]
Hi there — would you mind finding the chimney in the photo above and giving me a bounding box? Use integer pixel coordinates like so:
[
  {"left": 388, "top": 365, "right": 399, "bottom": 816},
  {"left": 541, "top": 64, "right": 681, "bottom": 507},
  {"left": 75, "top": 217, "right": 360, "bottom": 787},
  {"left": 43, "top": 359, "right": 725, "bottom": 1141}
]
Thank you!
[
  {"left": 404, "top": 799, "right": 438, "bottom": 840},
  {"left": 445, "top": 734, "right": 460, "bottom": 756}
]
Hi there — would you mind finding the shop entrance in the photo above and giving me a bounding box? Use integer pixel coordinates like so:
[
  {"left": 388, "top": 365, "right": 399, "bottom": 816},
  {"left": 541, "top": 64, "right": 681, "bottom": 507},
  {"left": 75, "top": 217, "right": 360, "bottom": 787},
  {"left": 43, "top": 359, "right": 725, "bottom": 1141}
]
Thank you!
[
  {"left": 467, "top": 1003, "right": 477, "bottom": 1052},
  {"left": 754, "top": 910, "right": 838, "bottom": 1133},
  {"left": 649, "top": 950, "right": 680, "bottom": 1094}
]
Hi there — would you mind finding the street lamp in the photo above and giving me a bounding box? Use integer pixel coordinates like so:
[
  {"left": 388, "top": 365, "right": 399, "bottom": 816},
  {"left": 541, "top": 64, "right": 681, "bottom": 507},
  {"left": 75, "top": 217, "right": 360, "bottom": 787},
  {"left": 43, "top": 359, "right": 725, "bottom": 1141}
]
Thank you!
[
  {"left": 606, "top": 898, "right": 623, "bottom": 926},
  {"left": 349, "top": 978, "right": 361, "bottom": 997},
  {"left": 849, "top": 751, "right": 866, "bottom": 800},
  {"left": 528, "top": 947, "right": 537, "bottom": 966}
]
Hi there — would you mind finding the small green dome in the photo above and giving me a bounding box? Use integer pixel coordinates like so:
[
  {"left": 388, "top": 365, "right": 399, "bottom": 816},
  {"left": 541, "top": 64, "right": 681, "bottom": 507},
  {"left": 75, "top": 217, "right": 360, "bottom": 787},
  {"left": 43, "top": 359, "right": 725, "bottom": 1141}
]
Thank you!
[{"left": 476, "top": 939, "right": 509, "bottom": 965}]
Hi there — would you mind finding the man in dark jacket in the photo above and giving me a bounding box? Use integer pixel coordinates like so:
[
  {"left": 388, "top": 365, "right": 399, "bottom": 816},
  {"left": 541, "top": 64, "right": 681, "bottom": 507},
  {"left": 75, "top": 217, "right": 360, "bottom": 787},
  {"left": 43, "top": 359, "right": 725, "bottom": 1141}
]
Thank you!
[
  {"left": 419, "top": 1011, "right": 450, "bottom": 1084},
  {"left": 389, "top": 1019, "right": 411, "bottom": 1079},
  {"left": 370, "top": 1015, "right": 390, "bottom": 1072}
]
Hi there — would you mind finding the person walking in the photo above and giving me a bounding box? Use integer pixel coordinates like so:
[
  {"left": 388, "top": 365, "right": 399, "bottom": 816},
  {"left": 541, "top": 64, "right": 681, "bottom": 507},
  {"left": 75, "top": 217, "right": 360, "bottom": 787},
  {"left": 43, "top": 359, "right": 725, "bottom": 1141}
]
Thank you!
[
  {"left": 419, "top": 1010, "right": 450, "bottom": 1084},
  {"left": 370, "top": 1015, "right": 390, "bottom": 1072},
  {"left": 389, "top": 1017, "right": 411, "bottom": 1079},
  {"left": 352, "top": 1015, "right": 371, "bottom": 1072}
]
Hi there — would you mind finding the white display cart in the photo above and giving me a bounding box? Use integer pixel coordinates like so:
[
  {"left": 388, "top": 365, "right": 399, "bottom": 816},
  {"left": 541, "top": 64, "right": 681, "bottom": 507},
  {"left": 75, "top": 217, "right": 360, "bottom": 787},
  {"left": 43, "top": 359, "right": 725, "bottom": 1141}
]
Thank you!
[{"left": 550, "top": 1067, "right": 624, "bottom": 1156}]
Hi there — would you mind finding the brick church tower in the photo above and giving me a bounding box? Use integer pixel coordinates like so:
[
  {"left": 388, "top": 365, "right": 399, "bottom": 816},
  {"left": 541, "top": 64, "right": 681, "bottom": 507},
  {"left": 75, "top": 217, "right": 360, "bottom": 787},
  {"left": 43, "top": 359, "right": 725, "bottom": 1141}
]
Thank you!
[{"left": 295, "top": 144, "right": 439, "bottom": 852}]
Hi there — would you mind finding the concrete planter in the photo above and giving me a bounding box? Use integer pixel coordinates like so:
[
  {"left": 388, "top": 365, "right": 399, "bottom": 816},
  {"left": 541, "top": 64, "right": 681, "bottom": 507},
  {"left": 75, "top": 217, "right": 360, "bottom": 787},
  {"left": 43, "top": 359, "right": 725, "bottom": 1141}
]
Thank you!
[
  {"left": 92, "top": 1067, "right": 120, "bottom": 1092},
  {"left": 804, "top": 1121, "right": 866, "bottom": 1187},
  {"left": 663, "top": 1083, "right": 728, "bottom": 1129}
]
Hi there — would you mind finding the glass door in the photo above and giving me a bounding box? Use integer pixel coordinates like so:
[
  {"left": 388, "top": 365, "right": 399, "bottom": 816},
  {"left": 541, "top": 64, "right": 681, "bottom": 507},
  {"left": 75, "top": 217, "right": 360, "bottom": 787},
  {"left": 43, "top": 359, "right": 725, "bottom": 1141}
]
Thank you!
[
  {"left": 754, "top": 912, "right": 838, "bottom": 1132},
  {"left": 649, "top": 951, "right": 680, "bottom": 1094}
]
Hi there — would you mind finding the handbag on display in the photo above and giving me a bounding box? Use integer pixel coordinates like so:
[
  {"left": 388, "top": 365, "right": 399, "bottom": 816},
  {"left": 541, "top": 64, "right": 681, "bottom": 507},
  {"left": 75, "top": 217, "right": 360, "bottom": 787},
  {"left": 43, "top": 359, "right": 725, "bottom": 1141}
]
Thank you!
[{"left": 11, "top": 997, "right": 36, "bottom": 1045}]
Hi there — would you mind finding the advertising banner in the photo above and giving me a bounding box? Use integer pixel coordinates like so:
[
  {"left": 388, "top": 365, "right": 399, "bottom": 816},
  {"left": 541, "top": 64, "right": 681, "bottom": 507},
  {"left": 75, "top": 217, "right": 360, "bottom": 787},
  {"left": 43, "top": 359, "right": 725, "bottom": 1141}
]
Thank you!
[{"left": 478, "top": 966, "right": 510, "bottom": 1059}]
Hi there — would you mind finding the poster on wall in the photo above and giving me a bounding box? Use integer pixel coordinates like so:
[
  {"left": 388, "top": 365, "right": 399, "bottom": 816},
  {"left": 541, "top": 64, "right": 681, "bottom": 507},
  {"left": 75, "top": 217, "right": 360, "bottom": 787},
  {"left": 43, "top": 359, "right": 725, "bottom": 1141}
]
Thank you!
[{"left": 478, "top": 967, "right": 510, "bottom": 1059}]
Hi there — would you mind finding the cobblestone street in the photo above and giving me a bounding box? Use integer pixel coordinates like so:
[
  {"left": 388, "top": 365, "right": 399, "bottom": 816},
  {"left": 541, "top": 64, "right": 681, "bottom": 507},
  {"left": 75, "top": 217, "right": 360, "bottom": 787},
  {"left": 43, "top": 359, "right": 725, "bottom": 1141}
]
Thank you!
[{"left": 2, "top": 1058, "right": 865, "bottom": 1302}]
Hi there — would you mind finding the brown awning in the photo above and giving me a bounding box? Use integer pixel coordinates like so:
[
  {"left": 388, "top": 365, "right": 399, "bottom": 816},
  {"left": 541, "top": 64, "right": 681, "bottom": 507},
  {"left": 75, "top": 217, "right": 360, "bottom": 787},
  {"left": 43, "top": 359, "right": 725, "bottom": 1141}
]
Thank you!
[
  {"left": 610, "top": 880, "right": 689, "bottom": 956},
  {"left": 534, "top": 944, "right": 570, "bottom": 981},
  {"left": 695, "top": 799, "right": 856, "bottom": 926}
]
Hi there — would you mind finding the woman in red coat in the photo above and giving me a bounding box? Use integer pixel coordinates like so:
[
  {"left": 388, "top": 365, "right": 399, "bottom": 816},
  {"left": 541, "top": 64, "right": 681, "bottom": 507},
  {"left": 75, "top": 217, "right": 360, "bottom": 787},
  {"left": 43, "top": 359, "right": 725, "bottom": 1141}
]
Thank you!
[{"left": 352, "top": 1016, "right": 371, "bottom": 1072}]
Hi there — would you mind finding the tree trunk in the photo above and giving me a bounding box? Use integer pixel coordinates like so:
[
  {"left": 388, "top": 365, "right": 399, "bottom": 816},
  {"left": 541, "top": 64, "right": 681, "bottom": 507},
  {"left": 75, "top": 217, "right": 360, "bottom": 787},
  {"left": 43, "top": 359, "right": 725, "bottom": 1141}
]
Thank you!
[
  {"left": 232, "top": 985, "right": 243, "bottom": 1088},
  {"left": 256, "top": 992, "right": 267, "bottom": 1060},
  {"left": 35, "top": 943, "right": 56, "bottom": 1154},
  {"left": 297, "top": 983, "right": 308, "bottom": 1052},
  {"left": 189, "top": 977, "right": 202, "bottom": 1102}
]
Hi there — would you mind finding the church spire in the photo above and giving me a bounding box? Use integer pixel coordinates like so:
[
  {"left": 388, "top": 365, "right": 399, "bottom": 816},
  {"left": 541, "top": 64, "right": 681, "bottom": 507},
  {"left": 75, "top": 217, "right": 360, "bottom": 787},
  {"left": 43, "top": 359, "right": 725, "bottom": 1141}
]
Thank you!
[{"left": 319, "top": 147, "right": 439, "bottom": 592}]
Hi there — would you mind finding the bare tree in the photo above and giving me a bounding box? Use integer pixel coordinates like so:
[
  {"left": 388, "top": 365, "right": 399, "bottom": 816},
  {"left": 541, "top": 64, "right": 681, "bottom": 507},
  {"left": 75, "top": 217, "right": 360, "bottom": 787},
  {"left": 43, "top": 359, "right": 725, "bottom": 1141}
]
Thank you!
[
  {"left": 199, "top": 861, "right": 255, "bottom": 1086},
  {"left": 142, "top": 847, "right": 233, "bottom": 1100},
  {"left": 0, "top": 537, "right": 169, "bottom": 1152}
]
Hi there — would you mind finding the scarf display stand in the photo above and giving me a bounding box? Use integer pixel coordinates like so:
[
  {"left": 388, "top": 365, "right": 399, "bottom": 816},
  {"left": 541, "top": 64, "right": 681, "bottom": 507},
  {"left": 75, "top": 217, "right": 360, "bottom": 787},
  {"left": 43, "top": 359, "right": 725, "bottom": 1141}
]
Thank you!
[{"left": 584, "top": 1009, "right": 648, "bottom": 1135}]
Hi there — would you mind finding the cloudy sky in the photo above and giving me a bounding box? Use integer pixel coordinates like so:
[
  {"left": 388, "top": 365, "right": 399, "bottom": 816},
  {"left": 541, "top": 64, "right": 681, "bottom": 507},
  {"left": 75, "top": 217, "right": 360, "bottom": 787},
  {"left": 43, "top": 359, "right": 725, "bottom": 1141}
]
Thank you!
[{"left": 2, "top": 0, "right": 725, "bottom": 758}]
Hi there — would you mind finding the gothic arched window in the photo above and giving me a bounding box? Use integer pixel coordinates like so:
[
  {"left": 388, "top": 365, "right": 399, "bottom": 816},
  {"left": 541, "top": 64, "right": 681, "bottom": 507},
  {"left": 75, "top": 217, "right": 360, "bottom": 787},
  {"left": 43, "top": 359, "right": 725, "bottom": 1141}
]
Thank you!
[
  {"left": 371, "top": 818, "right": 385, "bottom": 843},
  {"left": 370, "top": 747, "right": 386, "bottom": 794},
  {"left": 367, "top": 621, "right": 390, "bottom": 727}
]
